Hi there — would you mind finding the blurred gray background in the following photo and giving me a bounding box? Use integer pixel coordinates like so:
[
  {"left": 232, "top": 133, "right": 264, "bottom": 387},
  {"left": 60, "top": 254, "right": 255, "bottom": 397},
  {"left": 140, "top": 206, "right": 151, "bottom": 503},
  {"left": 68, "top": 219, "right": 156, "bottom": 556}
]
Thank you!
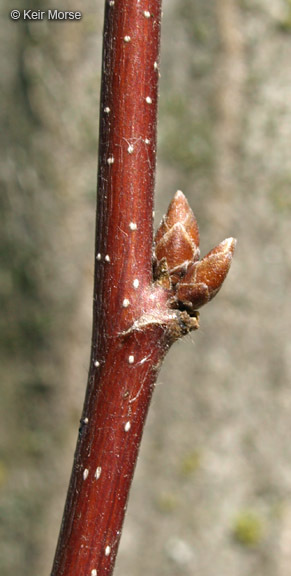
[{"left": 1, "top": 0, "right": 291, "bottom": 575}]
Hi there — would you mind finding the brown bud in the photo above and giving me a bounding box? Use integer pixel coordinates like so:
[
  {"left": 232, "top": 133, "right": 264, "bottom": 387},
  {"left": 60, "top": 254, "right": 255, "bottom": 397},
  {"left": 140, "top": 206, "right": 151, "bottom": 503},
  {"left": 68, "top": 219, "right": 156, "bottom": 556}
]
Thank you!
[
  {"left": 155, "top": 190, "right": 200, "bottom": 249},
  {"left": 154, "top": 191, "right": 200, "bottom": 284},
  {"left": 176, "top": 238, "right": 236, "bottom": 310}
]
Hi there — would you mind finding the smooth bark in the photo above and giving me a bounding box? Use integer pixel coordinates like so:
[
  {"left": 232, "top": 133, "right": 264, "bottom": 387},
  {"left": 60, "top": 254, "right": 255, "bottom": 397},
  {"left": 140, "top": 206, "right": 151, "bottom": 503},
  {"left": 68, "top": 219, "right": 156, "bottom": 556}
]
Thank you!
[{"left": 51, "top": 2, "right": 197, "bottom": 575}]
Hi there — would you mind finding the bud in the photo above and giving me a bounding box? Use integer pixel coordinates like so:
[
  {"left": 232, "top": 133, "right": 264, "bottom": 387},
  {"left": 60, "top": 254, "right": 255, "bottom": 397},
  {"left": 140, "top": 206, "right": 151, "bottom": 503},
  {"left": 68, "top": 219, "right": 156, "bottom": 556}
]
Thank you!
[
  {"left": 176, "top": 238, "right": 236, "bottom": 310},
  {"left": 154, "top": 191, "right": 200, "bottom": 283},
  {"left": 155, "top": 190, "right": 200, "bottom": 249}
]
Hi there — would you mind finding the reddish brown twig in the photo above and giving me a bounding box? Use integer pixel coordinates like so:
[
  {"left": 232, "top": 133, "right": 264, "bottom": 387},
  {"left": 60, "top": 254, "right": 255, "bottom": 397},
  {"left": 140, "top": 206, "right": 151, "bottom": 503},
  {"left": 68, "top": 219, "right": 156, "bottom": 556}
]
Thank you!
[{"left": 51, "top": 2, "right": 235, "bottom": 576}]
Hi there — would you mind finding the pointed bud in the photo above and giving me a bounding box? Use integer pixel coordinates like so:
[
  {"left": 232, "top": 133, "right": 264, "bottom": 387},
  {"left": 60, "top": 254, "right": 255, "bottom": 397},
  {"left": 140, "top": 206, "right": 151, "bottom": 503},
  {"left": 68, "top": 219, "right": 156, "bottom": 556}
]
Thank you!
[
  {"left": 154, "top": 191, "right": 200, "bottom": 284},
  {"left": 195, "top": 238, "right": 236, "bottom": 295},
  {"left": 155, "top": 191, "right": 200, "bottom": 249},
  {"left": 176, "top": 238, "right": 236, "bottom": 309}
]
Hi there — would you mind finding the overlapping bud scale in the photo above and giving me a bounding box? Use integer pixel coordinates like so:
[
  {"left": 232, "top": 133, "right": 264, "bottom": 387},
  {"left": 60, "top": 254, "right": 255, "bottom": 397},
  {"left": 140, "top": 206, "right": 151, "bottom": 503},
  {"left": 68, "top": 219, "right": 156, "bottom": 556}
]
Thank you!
[{"left": 154, "top": 191, "right": 236, "bottom": 311}]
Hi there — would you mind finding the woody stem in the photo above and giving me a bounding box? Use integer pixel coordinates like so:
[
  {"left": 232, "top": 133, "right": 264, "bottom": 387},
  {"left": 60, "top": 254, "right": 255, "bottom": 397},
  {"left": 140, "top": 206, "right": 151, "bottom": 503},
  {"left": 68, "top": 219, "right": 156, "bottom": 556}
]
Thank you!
[{"left": 50, "top": 2, "right": 173, "bottom": 576}]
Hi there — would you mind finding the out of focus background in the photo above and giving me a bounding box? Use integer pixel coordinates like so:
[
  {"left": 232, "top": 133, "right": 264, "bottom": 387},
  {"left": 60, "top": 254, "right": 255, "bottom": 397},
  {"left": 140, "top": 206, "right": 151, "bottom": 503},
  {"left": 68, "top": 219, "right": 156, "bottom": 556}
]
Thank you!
[{"left": 1, "top": 0, "right": 291, "bottom": 574}]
